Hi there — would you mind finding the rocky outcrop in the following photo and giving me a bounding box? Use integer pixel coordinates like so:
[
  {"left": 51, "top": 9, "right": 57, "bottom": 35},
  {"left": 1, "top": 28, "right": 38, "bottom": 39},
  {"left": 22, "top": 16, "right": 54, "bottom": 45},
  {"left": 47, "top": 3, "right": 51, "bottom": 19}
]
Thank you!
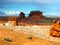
[
  {"left": 18, "top": 12, "right": 25, "bottom": 20},
  {"left": 17, "top": 11, "right": 47, "bottom": 22},
  {"left": 17, "top": 12, "right": 26, "bottom": 22},
  {"left": 28, "top": 11, "right": 47, "bottom": 21},
  {"left": 17, "top": 11, "right": 47, "bottom": 25},
  {"left": 16, "top": 12, "right": 26, "bottom": 25},
  {"left": 50, "top": 20, "right": 60, "bottom": 37},
  {"left": 29, "top": 11, "right": 42, "bottom": 17}
]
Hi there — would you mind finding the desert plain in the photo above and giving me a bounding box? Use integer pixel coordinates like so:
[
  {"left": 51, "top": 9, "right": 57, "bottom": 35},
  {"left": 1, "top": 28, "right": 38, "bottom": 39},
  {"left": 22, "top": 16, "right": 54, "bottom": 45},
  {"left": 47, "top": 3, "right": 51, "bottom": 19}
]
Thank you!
[{"left": 0, "top": 25, "right": 60, "bottom": 45}]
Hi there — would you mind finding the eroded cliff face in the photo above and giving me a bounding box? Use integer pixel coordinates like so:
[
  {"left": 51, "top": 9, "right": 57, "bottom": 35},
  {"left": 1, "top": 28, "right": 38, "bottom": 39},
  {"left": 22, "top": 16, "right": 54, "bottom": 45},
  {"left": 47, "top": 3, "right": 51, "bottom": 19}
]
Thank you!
[
  {"left": 28, "top": 11, "right": 46, "bottom": 21},
  {"left": 17, "top": 12, "right": 26, "bottom": 22},
  {"left": 18, "top": 12, "right": 25, "bottom": 20},
  {"left": 16, "top": 11, "right": 47, "bottom": 25},
  {"left": 17, "top": 11, "right": 47, "bottom": 22}
]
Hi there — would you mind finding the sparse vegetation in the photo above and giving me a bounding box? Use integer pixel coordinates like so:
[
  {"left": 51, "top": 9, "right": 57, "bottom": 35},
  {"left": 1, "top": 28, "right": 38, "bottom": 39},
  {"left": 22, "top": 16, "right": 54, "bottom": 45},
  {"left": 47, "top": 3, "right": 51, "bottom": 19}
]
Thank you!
[
  {"left": 4, "top": 38, "right": 13, "bottom": 42},
  {"left": 27, "top": 36, "right": 32, "bottom": 39}
]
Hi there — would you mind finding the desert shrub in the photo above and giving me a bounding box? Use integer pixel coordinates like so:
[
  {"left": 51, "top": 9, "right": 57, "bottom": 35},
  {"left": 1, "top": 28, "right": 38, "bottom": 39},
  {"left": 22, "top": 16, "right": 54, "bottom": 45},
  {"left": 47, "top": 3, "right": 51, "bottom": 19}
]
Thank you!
[
  {"left": 27, "top": 36, "right": 32, "bottom": 39},
  {"left": 4, "top": 38, "right": 13, "bottom": 42}
]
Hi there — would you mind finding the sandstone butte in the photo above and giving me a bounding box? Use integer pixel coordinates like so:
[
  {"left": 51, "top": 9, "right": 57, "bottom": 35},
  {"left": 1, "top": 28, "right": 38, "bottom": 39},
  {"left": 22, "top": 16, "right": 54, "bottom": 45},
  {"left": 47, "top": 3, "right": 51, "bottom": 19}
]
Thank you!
[
  {"left": 16, "top": 11, "right": 47, "bottom": 26},
  {"left": 17, "top": 11, "right": 47, "bottom": 22},
  {"left": 0, "top": 28, "right": 60, "bottom": 45},
  {"left": 28, "top": 11, "right": 47, "bottom": 21}
]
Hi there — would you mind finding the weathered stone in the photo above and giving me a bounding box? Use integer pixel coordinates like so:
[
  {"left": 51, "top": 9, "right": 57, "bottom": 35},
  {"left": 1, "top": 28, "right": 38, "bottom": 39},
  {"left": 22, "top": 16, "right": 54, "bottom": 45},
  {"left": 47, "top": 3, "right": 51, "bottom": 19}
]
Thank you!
[
  {"left": 28, "top": 11, "right": 46, "bottom": 21},
  {"left": 29, "top": 11, "right": 42, "bottom": 17},
  {"left": 50, "top": 20, "right": 60, "bottom": 37},
  {"left": 17, "top": 11, "right": 47, "bottom": 25},
  {"left": 18, "top": 12, "right": 25, "bottom": 20}
]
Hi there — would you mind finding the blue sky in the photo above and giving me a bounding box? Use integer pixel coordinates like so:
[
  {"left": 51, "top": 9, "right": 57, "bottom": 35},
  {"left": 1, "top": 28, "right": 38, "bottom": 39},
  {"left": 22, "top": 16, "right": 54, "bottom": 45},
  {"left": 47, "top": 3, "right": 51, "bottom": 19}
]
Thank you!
[{"left": 0, "top": 0, "right": 60, "bottom": 16}]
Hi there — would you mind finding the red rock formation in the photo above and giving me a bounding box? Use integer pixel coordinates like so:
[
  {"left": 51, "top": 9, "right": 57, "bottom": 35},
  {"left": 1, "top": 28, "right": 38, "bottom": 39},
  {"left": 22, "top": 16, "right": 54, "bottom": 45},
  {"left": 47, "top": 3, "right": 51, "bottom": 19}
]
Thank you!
[
  {"left": 18, "top": 12, "right": 25, "bottom": 20},
  {"left": 16, "top": 12, "right": 26, "bottom": 25},
  {"left": 8, "top": 16, "right": 17, "bottom": 21},
  {"left": 17, "top": 12, "right": 25, "bottom": 22},
  {"left": 17, "top": 11, "right": 47, "bottom": 25},
  {"left": 17, "top": 12, "right": 26, "bottom": 23},
  {"left": 28, "top": 11, "right": 46, "bottom": 21}
]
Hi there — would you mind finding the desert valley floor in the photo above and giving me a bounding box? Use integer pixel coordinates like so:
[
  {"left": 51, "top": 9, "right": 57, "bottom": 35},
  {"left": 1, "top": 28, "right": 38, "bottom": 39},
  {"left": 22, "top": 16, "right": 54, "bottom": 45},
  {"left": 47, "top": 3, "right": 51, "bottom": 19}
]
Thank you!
[{"left": 0, "top": 25, "right": 60, "bottom": 45}]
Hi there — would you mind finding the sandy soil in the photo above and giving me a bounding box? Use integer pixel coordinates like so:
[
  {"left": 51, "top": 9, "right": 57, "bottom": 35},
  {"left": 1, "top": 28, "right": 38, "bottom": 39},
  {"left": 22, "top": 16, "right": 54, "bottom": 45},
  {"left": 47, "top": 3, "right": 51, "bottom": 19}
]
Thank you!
[
  {"left": 5, "top": 25, "right": 60, "bottom": 42},
  {"left": 0, "top": 25, "right": 60, "bottom": 45}
]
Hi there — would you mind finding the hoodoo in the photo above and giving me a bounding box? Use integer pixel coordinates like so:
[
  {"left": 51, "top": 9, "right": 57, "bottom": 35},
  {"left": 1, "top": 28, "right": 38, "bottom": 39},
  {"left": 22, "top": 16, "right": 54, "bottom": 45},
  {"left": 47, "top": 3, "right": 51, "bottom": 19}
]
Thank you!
[{"left": 17, "top": 12, "right": 25, "bottom": 22}]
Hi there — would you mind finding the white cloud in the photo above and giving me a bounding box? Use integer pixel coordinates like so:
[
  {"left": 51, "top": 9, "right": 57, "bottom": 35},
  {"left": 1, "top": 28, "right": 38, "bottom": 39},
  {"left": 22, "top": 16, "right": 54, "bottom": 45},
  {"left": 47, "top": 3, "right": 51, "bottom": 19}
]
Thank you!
[
  {"left": 43, "top": 12, "right": 60, "bottom": 16},
  {"left": 24, "top": 12, "right": 30, "bottom": 14},
  {"left": 4, "top": 11, "right": 30, "bottom": 16},
  {"left": 4, "top": 11, "right": 20, "bottom": 16}
]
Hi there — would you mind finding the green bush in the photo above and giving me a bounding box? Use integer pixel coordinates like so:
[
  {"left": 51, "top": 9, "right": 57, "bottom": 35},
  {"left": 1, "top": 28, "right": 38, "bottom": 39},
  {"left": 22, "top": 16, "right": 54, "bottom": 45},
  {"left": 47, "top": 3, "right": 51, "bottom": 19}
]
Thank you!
[{"left": 4, "top": 38, "right": 13, "bottom": 42}]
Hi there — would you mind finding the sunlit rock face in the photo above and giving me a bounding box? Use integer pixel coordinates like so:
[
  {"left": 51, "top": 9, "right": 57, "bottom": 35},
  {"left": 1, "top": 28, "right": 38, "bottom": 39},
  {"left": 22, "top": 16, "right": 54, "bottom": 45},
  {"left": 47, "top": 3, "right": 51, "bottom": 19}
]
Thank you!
[
  {"left": 5, "top": 21, "right": 16, "bottom": 26},
  {"left": 50, "top": 20, "right": 60, "bottom": 37},
  {"left": 6, "top": 16, "right": 17, "bottom": 26},
  {"left": 28, "top": 11, "right": 47, "bottom": 21}
]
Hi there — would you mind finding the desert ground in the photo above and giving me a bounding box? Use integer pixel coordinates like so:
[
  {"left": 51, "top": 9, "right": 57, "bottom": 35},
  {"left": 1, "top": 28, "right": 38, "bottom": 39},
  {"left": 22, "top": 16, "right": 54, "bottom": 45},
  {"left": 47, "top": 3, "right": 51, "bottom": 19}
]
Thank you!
[{"left": 0, "top": 25, "right": 60, "bottom": 45}]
